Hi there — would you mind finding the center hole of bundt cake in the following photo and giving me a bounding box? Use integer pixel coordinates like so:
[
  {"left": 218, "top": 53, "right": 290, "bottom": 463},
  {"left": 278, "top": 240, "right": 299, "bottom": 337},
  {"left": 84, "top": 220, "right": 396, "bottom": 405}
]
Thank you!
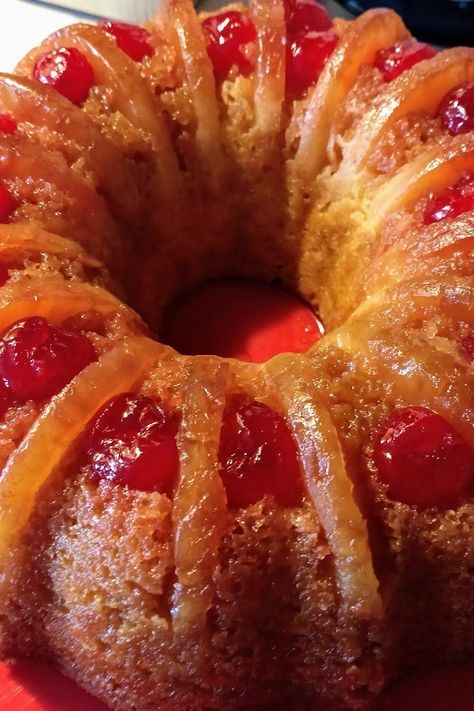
[{"left": 161, "top": 279, "right": 324, "bottom": 363}]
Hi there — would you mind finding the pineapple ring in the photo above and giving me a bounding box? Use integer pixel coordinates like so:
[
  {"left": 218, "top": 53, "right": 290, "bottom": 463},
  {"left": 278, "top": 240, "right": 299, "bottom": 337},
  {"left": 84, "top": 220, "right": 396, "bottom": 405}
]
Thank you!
[
  {"left": 0, "top": 224, "right": 103, "bottom": 269},
  {"left": 172, "top": 357, "right": 228, "bottom": 649},
  {"left": 250, "top": 0, "right": 285, "bottom": 139},
  {"left": 345, "top": 276, "right": 474, "bottom": 331},
  {"left": 368, "top": 243, "right": 474, "bottom": 296},
  {"left": 340, "top": 47, "right": 474, "bottom": 180},
  {"left": 332, "top": 320, "right": 474, "bottom": 444},
  {"left": 0, "top": 73, "right": 143, "bottom": 226},
  {"left": 164, "top": 0, "right": 224, "bottom": 190},
  {"left": 371, "top": 212, "right": 474, "bottom": 268},
  {"left": 0, "top": 337, "right": 162, "bottom": 588},
  {"left": 15, "top": 24, "right": 180, "bottom": 195},
  {"left": 0, "top": 274, "right": 139, "bottom": 334},
  {"left": 267, "top": 354, "right": 382, "bottom": 621},
  {"left": 0, "top": 134, "right": 122, "bottom": 261},
  {"left": 366, "top": 218, "right": 474, "bottom": 295},
  {"left": 294, "top": 9, "right": 409, "bottom": 182},
  {"left": 369, "top": 133, "right": 474, "bottom": 227}
]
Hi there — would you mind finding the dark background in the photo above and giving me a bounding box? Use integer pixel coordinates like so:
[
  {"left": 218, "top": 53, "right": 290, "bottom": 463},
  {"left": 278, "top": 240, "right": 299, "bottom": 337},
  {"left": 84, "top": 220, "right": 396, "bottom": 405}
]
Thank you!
[{"left": 338, "top": 0, "right": 474, "bottom": 45}]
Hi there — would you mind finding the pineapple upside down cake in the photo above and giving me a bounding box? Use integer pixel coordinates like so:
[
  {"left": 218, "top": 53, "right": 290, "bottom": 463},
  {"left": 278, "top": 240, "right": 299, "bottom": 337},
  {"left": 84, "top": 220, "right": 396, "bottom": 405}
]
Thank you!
[{"left": 0, "top": 0, "right": 472, "bottom": 709}]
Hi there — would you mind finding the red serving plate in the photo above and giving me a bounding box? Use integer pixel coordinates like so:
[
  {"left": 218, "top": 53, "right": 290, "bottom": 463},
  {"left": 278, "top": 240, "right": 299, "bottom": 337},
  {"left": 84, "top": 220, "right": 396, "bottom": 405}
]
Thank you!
[
  {"left": 1, "top": 283, "right": 472, "bottom": 709},
  {"left": 1, "top": 659, "right": 473, "bottom": 710}
]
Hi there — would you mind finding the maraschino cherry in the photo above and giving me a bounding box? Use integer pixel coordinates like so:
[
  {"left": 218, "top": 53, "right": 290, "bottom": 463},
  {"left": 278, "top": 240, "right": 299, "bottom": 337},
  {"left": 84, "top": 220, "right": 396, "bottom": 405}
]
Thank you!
[
  {"left": 33, "top": 47, "right": 95, "bottom": 105},
  {"left": 373, "top": 406, "right": 474, "bottom": 508},
  {"left": 0, "top": 114, "right": 17, "bottom": 134},
  {"left": 284, "top": 0, "right": 332, "bottom": 34},
  {"left": 0, "top": 383, "right": 11, "bottom": 418},
  {"left": 219, "top": 398, "right": 304, "bottom": 508},
  {"left": 286, "top": 30, "right": 338, "bottom": 98},
  {"left": 0, "top": 183, "right": 15, "bottom": 223},
  {"left": 201, "top": 2, "right": 337, "bottom": 96},
  {"left": 86, "top": 392, "right": 179, "bottom": 494},
  {"left": 437, "top": 81, "right": 474, "bottom": 136},
  {"left": 284, "top": 0, "right": 338, "bottom": 98},
  {"left": 0, "top": 316, "right": 96, "bottom": 405},
  {"left": 423, "top": 171, "right": 474, "bottom": 225},
  {"left": 374, "top": 40, "right": 436, "bottom": 82},
  {"left": 202, "top": 11, "right": 257, "bottom": 81},
  {"left": 100, "top": 21, "right": 154, "bottom": 62}
]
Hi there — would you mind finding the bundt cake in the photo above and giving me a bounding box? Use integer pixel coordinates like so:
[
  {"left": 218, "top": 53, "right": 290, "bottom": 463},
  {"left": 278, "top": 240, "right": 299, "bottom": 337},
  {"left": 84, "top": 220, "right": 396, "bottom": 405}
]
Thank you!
[{"left": 0, "top": 0, "right": 472, "bottom": 708}]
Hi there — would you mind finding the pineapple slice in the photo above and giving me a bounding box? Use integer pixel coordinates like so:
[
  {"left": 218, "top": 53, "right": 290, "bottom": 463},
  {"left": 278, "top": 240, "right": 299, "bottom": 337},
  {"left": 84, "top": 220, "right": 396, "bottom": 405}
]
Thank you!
[
  {"left": 163, "top": 0, "right": 224, "bottom": 190},
  {"left": 249, "top": 0, "right": 285, "bottom": 140},
  {"left": 172, "top": 357, "right": 228, "bottom": 663},
  {"left": 367, "top": 214, "right": 474, "bottom": 295},
  {"left": 293, "top": 9, "right": 409, "bottom": 183},
  {"left": 15, "top": 24, "right": 180, "bottom": 195},
  {"left": 346, "top": 275, "right": 474, "bottom": 335},
  {"left": 335, "top": 321, "right": 474, "bottom": 446},
  {"left": 0, "top": 224, "right": 102, "bottom": 269},
  {"left": 0, "top": 134, "right": 122, "bottom": 263},
  {"left": 339, "top": 47, "right": 474, "bottom": 182},
  {"left": 370, "top": 133, "right": 474, "bottom": 226},
  {"left": 0, "top": 337, "right": 161, "bottom": 589},
  {"left": 267, "top": 353, "right": 382, "bottom": 621},
  {"left": 0, "top": 73, "right": 142, "bottom": 226},
  {"left": 0, "top": 274, "right": 141, "bottom": 333}
]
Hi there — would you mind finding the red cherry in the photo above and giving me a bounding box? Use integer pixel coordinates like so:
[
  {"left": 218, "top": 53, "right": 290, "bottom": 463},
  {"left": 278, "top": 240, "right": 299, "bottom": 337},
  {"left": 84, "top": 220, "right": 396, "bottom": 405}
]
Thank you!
[
  {"left": 99, "top": 20, "right": 154, "bottom": 62},
  {"left": 0, "top": 114, "right": 17, "bottom": 135},
  {"left": 286, "top": 30, "right": 338, "bottom": 99},
  {"left": 0, "top": 183, "right": 16, "bottom": 223},
  {"left": 33, "top": 47, "right": 94, "bottom": 106},
  {"left": 86, "top": 392, "right": 179, "bottom": 494},
  {"left": 373, "top": 406, "right": 474, "bottom": 508},
  {"left": 284, "top": 0, "right": 332, "bottom": 35},
  {"left": 437, "top": 81, "right": 474, "bottom": 136},
  {"left": 0, "top": 379, "right": 16, "bottom": 418},
  {"left": 374, "top": 40, "right": 436, "bottom": 82},
  {"left": 0, "top": 316, "right": 96, "bottom": 403},
  {"left": 218, "top": 399, "right": 304, "bottom": 508},
  {"left": 423, "top": 171, "right": 474, "bottom": 225},
  {"left": 202, "top": 11, "right": 257, "bottom": 82}
]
